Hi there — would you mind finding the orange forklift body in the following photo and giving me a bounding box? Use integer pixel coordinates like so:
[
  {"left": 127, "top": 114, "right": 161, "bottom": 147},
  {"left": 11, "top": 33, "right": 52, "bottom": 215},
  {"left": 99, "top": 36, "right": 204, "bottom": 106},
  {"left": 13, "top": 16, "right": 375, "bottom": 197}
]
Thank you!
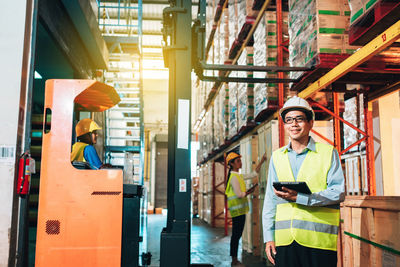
[{"left": 35, "top": 80, "right": 122, "bottom": 266}]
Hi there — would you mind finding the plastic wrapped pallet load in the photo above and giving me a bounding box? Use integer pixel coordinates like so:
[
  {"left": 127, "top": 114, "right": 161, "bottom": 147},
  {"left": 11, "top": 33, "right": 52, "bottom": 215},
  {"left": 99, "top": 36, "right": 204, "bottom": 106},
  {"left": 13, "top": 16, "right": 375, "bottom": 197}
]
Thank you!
[
  {"left": 253, "top": 16, "right": 268, "bottom": 118},
  {"left": 348, "top": 0, "right": 380, "bottom": 26},
  {"left": 288, "top": 0, "right": 360, "bottom": 80},
  {"left": 201, "top": 122, "right": 209, "bottom": 160},
  {"left": 229, "top": 69, "right": 239, "bottom": 138},
  {"left": 253, "top": 17, "right": 266, "bottom": 67},
  {"left": 237, "top": 0, "right": 251, "bottom": 29},
  {"left": 205, "top": 109, "right": 213, "bottom": 153},
  {"left": 228, "top": 0, "right": 239, "bottom": 50},
  {"left": 237, "top": 49, "right": 254, "bottom": 131},
  {"left": 219, "top": 87, "right": 227, "bottom": 143},
  {"left": 212, "top": 105, "right": 220, "bottom": 148}
]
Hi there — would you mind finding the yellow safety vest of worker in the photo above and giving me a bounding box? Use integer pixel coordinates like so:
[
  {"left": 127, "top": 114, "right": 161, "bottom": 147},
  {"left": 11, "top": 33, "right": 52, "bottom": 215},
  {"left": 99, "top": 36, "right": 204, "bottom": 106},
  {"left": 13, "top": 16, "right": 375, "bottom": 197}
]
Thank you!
[
  {"left": 70, "top": 142, "right": 88, "bottom": 162},
  {"left": 272, "top": 142, "right": 340, "bottom": 251},
  {"left": 225, "top": 172, "right": 249, "bottom": 218}
]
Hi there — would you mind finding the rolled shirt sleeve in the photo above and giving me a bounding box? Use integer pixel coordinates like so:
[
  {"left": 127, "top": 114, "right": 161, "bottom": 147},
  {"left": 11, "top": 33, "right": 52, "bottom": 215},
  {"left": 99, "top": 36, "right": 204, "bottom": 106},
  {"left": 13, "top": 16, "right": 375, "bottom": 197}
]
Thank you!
[
  {"left": 230, "top": 174, "right": 246, "bottom": 198},
  {"left": 243, "top": 170, "right": 258, "bottom": 180}
]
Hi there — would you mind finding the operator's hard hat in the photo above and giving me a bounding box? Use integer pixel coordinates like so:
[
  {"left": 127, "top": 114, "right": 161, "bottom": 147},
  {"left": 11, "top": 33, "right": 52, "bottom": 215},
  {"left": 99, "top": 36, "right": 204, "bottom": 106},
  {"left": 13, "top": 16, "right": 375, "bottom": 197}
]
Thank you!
[
  {"left": 279, "top": 96, "right": 315, "bottom": 120},
  {"left": 75, "top": 118, "right": 101, "bottom": 137},
  {"left": 226, "top": 152, "right": 241, "bottom": 166}
]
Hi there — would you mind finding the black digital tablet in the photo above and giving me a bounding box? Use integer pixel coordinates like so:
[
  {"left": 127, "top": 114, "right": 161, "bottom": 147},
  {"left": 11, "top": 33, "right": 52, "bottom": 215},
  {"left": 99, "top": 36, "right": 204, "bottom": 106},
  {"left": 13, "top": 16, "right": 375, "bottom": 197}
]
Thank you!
[{"left": 273, "top": 182, "right": 311, "bottom": 194}]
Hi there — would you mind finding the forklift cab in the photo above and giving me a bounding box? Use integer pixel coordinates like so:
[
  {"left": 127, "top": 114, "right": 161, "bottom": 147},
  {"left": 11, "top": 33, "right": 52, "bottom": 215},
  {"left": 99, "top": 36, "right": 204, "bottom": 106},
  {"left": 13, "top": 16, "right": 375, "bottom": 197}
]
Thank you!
[{"left": 35, "top": 80, "right": 127, "bottom": 266}]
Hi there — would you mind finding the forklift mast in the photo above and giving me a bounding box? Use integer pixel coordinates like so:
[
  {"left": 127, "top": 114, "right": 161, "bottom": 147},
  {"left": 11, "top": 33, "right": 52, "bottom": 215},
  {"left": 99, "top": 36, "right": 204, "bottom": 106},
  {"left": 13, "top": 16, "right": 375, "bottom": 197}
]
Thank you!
[{"left": 160, "top": 0, "right": 194, "bottom": 266}]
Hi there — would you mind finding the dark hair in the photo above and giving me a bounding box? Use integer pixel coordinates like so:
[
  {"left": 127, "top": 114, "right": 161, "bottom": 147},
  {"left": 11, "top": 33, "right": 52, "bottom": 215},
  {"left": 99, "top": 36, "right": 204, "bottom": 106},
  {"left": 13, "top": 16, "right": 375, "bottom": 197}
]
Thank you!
[
  {"left": 226, "top": 167, "right": 232, "bottom": 187},
  {"left": 281, "top": 107, "right": 313, "bottom": 121},
  {"left": 77, "top": 132, "right": 92, "bottom": 144}
]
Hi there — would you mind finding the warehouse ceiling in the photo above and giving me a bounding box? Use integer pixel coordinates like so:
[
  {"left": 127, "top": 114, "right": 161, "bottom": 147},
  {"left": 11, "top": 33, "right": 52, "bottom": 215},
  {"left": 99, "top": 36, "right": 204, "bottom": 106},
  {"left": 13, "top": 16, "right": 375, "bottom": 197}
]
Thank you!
[{"left": 96, "top": 0, "right": 200, "bottom": 79}]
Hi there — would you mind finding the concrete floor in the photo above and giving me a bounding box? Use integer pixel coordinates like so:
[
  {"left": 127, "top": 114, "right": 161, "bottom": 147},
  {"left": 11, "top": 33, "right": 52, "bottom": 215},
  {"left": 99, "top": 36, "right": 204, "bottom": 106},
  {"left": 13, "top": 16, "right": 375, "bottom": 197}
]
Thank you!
[{"left": 147, "top": 214, "right": 268, "bottom": 267}]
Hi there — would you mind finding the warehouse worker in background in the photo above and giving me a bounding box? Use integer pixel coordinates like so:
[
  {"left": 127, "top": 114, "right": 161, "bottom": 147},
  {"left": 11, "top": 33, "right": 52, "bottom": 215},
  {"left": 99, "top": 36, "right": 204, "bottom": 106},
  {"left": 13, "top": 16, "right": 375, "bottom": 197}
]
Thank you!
[
  {"left": 262, "top": 96, "right": 345, "bottom": 267},
  {"left": 225, "top": 151, "right": 266, "bottom": 266},
  {"left": 71, "top": 118, "right": 112, "bottom": 169}
]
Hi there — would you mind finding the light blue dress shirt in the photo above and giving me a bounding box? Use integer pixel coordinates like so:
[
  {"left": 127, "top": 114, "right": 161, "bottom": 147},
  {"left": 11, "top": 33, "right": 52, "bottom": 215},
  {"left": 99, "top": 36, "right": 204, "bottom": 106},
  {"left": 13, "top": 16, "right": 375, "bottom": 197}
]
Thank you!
[{"left": 262, "top": 137, "right": 345, "bottom": 243}]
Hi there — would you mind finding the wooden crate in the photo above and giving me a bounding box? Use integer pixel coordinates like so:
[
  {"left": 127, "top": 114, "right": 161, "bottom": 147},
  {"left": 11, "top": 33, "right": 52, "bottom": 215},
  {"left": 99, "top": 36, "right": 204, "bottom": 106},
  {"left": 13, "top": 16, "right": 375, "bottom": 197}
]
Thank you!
[{"left": 341, "top": 196, "right": 400, "bottom": 267}]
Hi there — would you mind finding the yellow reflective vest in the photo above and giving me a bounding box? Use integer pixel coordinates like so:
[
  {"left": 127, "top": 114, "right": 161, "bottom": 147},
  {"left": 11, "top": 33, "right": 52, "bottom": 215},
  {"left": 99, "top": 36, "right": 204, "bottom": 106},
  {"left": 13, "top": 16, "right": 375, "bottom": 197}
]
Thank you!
[
  {"left": 272, "top": 142, "right": 340, "bottom": 251},
  {"left": 70, "top": 142, "right": 88, "bottom": 162},
  {"left": 225, "top": 172, "right": 249, "bottom": 218}
]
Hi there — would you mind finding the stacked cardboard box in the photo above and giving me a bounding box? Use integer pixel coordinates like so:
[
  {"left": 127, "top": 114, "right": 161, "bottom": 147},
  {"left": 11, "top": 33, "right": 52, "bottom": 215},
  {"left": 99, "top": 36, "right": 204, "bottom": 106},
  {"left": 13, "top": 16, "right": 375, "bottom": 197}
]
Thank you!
[
  {"left": 213, "top": 89, "right": 226, "bottom": 147},
  {"left": 205, "top": 0, "right": 216, "bottom": 45},
  {"left": 254, "top": 11, "right": 292, "bottom": 118},
  {"left": 237, "top": 0, "right": 252, "bottom": 29},
  {"left": 253, "top": 17, "right": 268, "bottom": 116},
  {"left": 206, "top": 109, "right": 214, "bottom": 153},
  {"left": 228, "top": 0, "right": 239, "bottom": 49},
  {"left": 343, "top": 89, "right": 365, "bottom": 153},
  {"left": 288, "top": 0, "right": 360, "bottom": 80},
  {"left": 228, "top": 80, "right": 239, "bottom": 138}
]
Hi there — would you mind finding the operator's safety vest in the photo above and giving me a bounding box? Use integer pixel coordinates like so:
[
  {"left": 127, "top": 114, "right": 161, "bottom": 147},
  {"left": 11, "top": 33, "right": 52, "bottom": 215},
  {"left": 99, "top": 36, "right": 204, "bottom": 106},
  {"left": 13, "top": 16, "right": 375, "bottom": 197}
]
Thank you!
[
  {"left": 272, "top": 142, "right": 340, "bottom": 251},
  {"left": 70, "top": 142, "right": 88, "bottom": 162},
  {"left": 225, "top": 172, "right": 249, "bottom": 218}
]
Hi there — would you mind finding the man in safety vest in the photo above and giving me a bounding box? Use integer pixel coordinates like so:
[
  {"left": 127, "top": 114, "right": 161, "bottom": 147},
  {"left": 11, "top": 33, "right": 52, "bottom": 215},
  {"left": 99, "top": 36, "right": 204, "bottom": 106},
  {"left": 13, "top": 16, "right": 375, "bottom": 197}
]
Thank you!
[
  {"left": 71, "top": 118, "right": 111, "bottom": 169},
  {"left": 262, "top": 96, "right": 345, "bottom": 267}
]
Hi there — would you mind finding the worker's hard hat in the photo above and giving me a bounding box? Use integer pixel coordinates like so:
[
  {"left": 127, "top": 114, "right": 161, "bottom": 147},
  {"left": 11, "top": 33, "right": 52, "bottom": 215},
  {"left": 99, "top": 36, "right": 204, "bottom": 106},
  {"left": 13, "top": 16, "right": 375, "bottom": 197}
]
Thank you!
[
  {"left": 75, "top": 118, "right": 101, "bottom": 137},
  {"left": 279, "top": 96, "right": 315, "bottom": 120},
  {"left": 226, "top": 152, "right": 241, "bottom": 166}
]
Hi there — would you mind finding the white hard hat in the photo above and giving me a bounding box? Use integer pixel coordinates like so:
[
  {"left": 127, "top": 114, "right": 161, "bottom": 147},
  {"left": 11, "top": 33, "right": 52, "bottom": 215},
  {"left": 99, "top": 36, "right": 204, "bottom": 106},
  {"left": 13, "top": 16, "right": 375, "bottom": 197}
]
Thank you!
[{"left": 279, "top": 96, "right": 315, "bottom": 120}]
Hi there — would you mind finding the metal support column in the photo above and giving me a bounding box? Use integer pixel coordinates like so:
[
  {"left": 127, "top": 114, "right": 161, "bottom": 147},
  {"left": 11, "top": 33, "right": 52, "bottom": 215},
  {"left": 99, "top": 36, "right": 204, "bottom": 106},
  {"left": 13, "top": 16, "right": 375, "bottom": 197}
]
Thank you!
[
  {"left": 332, "top": 85, "right": 342, "bottom": 153},
  {"left": 160, "top": 0, "right": 192, "bottom": 266},
  {"left": 364, "top": 93, "right": 376, "bottom": 195},
  {"left": 223, "top": 153, "right": 228, "bottom": 237},
  {"left": 211, "top": 161, "right": 216, "bottom": 228},
  {"left": 277, "top": 0, "right": 285, "bottom": 147}
]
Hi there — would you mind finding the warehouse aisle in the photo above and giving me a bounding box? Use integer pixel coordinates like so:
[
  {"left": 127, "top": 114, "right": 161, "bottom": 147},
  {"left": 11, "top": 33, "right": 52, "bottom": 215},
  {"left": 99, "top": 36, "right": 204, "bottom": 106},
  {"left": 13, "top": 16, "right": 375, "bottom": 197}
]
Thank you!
[{"left": 147, "top": 214, "right": 268, "bottom": 267}]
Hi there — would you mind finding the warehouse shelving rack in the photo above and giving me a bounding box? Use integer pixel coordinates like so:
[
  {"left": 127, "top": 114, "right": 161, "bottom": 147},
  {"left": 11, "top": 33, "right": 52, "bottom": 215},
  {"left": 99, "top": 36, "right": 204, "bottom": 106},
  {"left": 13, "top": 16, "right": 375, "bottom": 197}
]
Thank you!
[{"left": 194, "top": 0, "right": 400, "bottom": 236}]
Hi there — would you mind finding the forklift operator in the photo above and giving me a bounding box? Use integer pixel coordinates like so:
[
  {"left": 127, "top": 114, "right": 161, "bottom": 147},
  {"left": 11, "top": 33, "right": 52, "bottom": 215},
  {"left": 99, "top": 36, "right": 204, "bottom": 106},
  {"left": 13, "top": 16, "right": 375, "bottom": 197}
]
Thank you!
[{"left": 70, "top": 118, "right": 111, "bottom": 169}]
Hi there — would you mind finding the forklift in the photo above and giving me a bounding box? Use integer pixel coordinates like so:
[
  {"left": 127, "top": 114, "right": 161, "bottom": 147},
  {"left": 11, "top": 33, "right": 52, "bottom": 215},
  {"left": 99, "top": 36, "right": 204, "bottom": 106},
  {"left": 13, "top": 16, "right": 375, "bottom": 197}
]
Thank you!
[
  {"left": 35, "top": 80, "right": 147, "bottom": 266},
  {"left": 35, "top": 0, "right": 227, "bottom": 265}
]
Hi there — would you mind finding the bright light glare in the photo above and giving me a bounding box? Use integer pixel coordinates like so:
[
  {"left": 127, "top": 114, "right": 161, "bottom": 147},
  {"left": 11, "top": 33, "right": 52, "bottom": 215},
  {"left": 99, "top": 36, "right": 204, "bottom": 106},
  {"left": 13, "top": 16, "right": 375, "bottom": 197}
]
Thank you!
[
  {"left": 34, "top": 71, "right": 42, "bottom": 79},
  {"left": 143, "top": 70, "right": 168, "bottom": 79}
]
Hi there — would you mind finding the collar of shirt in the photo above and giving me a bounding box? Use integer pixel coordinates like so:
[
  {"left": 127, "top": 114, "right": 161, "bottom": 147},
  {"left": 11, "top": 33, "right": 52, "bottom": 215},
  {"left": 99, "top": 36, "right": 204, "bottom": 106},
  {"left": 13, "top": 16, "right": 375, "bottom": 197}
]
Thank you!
[{"left": 283, "top": 136, "right": 316, "bottom": 154}]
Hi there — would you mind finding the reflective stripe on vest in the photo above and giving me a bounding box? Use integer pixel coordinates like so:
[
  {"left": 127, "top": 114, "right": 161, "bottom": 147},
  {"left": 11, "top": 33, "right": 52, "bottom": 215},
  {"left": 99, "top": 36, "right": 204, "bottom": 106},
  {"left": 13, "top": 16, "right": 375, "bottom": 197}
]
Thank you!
[
  {"left": 275, "top": 219, "right": 339, "bottom": 235},
  {"left": 225, "top": 172, "right": 249, "bottom": 218},
  {"left": 70, "top": 142, "right": 88, "bottom": 162},
  {"left": 272, "top": 142, "right": 339, "bottom": 251}
]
